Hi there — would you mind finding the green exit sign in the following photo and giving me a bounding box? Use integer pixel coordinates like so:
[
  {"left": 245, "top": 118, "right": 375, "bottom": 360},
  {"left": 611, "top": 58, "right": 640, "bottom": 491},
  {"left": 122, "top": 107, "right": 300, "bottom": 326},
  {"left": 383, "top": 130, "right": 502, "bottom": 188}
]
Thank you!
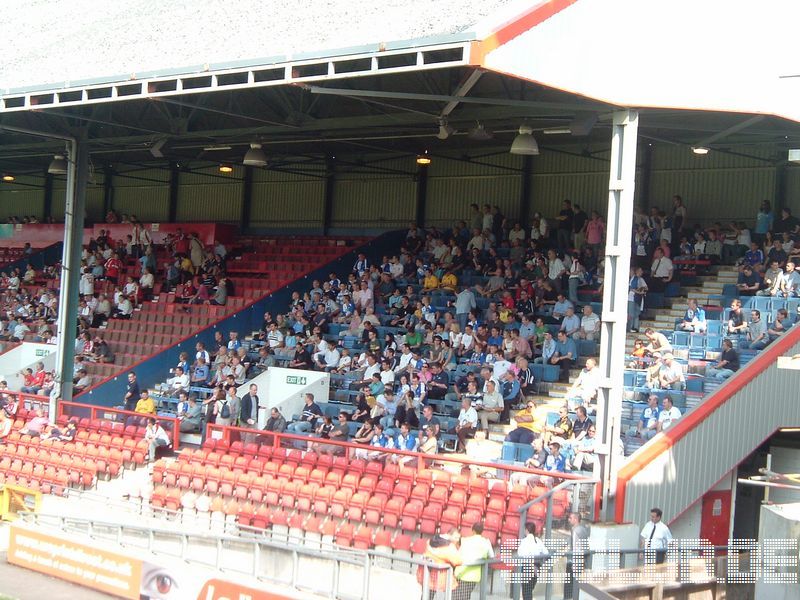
[
  {"left": 286, "top": 376, "right": 307, "bottom": 385},
  {"left": 35, "top": 349, "right": 50, "bottom": 357}
]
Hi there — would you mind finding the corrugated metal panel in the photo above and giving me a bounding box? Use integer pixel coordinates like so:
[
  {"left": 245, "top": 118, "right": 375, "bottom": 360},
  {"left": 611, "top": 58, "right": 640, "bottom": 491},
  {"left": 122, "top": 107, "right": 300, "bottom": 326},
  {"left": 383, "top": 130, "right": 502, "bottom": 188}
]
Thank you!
[
  {"left": 530, "top": 172, "right": 608, "bottom": 219},
  {"left": 533, "top": 146, "right": 612, "bottom": 174},
  {"left": 0, "top": 188, "right": 44, "bottom": 220},
  {"left": 430, "top": 151, "right": 523, "bottom": 177},
  {"left": 176, "top": 167, "right": 242, "bottom": 223},
  {"left": 51, "top": 177, "right": 105, "bottom": 222},
  {"left": 113, "top": 186, "right": 170, "bottom": 222},
  {"left": 784, "top": 165, "right": 800, "bottom": 216},
  {"left": 649, "top": 167, "right": 775, "bottom": 224},
  {"left": 651, "top": 144, "right": 778, "bottom": 171},
  {"left": 113, "top": 168, "right": 170, "bottom": 186},
  {"left": 333, "top": 177, "right": 415, "bottom": 229},
  {"left": 622, "top": 327, "right": 800, "bottom": 524},
  {"left": 426, "top": 175, "right": 521, "bottom": 228},
  {"left": 250, "top": 180, "right": 325, "bottom": 228}
]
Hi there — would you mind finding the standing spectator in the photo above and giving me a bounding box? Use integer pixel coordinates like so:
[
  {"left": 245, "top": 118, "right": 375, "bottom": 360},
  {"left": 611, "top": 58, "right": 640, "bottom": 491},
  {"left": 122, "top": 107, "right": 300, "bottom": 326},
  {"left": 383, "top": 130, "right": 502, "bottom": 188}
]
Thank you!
[
  {"left": 640, "top": 507, "right": 673, "bottom": 564},
  {"left": 753, "top": 200, "right": 774, "bottom": 246},
  {"left": 585, "top": 211, "right": 605, "bottom": 256},
  {"left": 671, "top": 195, "right": 687, "bottom": 255},
  {"left": 214, "top": 386, "right": 239, "bottom": 427},
  {"left": 628, "top": 267, "right": 648, "bottom": 332},
  {"left": 123, "top": 372, "right": 140, "bottom": 412},
  {"left": 649, "top": 248, "right": 674, "bottom": 292},
  {"left": 518, "top": 522, "right": 549, "bottom": 600},
  {"left": 565, "top": 513, "right": 591, "bottom": 600},
  {"left": 239, "top": 383, "right": 259, "bottom": 427},
  {"left": 454, "top": 523, "right": 494, "bottom": 600},
  {"left": 454, "top": 287, "right": 476, "bottom": 333},
  {"left": 556, "top": 199, "right": 574, "bottom": 252},
  {"left": 572, "top": 204, "right": 588, "bottom": 250}
]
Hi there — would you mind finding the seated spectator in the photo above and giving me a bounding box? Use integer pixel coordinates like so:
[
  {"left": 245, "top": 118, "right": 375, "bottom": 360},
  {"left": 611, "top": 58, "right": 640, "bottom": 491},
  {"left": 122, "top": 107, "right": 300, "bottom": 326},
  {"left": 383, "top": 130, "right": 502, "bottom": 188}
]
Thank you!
[
  {"left": 705, "top": 339, "right": 740, "bottom": 381},
  {"left": 265, "top": 407, "right": 287, "bottom": 433},
  {"left": 191, "top": 357, "right": 210, "bottom": 386},
  {"left": 768, "top": 309, "right": 790, "bottom": 339},
  {"left": 559, "top": 307, "right": 580, "bottom": 338},
  {"left": 505, "top": 399, "right": 541, "bottom": 445},
  {"left": 736, "top": 265, "right": 761, "bottom": 296},
  {"left": 320, "top": 411, "right": 350, "bottom": 456},
  {"left": 644, "top": 328, "right": 673, "bottom": 354},
  {"left": 165, "top": 366, "right": 190, "bottom": 396},
  {"left": 726, "top": 298, "right": 748, "bottom": 336},
  {"left": 656, "top": 396, "right": 681, "bottom": 432},
  {"left": 571, "top": 425, "right": 598, "bottom": 471},
  {"left": 286, "top": 393, "right": 322, "bottom": 434},
  {"left": 575, "top": 305, "right": 600, "bottom": 341},
  {"left": 450, "top": 398, "right": 477, "bottom": 453},
  {"left": 530, "top": 441, "right": 568, "bottom": 489},
  {"left": 145, "top": 417, "right": 171, "bottom": 462},
  {"left": 20, "top": 362, "right": 46, "bottom": 394},
  {"left": 20, "top": 408, "right": 48, "bottom": 436},
  {"left": 0, "top": 412, "right": 11, "bottom": 443},
  {"left": 743, "top": 309, "right": 769, "bottom": 350},
  {"left": 179, "top": 397, "right": 204, "bottom": 433},
  {"left": 476, "top": 379, "right": 503, "bottom": 431},
  {"left": 636, "top": 395, "right": 660, "bottom": 441},
  {"left": 393, "top": 391, "right": 419, "bottom": 430},
  {"left": 543, "top": 404, "right": 574, "bottom": 446},
  {"left": 757, "top": 260, "right": 784, "bottom": 296},
  {"left": 135, "top": 390, "right": 157, "bottom": 415},
  {"left": 534, "top": 331, "right": 556, "bottom": 365},
  {"left": 678, "top": 299, "right": 707, "bottom": 333},
  {"left": 73, "top": 369, "right": 92, "bottom": 393},
  {"left": 779, "top": 261, "right": 800, "bottom": 297},
  {"left": 354, "top": 422, "right": 393, "bottom": 460},
  {"left": 658, "top": 353, "right": 685, "bottom": 390},
  {"left": 551, "top": 331, "right": 578, "bottom": 381}
]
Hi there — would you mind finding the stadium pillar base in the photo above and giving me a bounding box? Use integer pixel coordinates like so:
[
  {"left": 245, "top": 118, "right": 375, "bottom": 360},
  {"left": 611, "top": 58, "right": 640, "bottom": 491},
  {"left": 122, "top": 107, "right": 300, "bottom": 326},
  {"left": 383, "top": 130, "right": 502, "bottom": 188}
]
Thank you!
[{"left": 597, "top": 110, "right": 638, "bottom": 521}]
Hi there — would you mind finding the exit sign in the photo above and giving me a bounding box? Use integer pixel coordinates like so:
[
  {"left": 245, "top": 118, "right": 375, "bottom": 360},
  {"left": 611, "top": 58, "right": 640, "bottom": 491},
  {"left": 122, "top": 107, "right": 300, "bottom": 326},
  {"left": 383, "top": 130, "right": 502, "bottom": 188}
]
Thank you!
[{"left": 286, "top": 376, "right": 307, "bottom": 385}]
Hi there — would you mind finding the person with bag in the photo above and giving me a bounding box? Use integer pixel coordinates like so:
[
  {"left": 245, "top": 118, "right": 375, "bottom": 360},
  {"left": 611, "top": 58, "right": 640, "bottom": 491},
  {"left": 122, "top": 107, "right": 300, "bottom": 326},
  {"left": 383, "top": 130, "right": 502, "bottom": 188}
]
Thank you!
[
  {"left": 518, "top": 521, "right": 549, "bottom": 600},
  {"left": 454, "top": 523, "right": 494, "bottom": 599},
  {"left": 416, "top": 531, "right": 462, "bottom": 599},
  {"left": 214, "top": 385, "right": 239, "bottom": 426}
]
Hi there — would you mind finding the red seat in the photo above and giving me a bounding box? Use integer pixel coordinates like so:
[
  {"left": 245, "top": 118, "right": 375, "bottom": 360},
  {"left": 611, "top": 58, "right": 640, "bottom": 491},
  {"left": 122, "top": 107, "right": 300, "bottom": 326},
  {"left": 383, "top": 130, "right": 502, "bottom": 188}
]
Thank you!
[
  {"left": 419, "top": 503, "right": 443, "bottom": 536},
  {"left": 353, "top": 525, "right": 374, "bottom": 550},
  {"left": 335, "top": 522, "right": 355, "bottom": 547},
  {"left": 382, "top": 497, "right": 405, "bottom": 529}
]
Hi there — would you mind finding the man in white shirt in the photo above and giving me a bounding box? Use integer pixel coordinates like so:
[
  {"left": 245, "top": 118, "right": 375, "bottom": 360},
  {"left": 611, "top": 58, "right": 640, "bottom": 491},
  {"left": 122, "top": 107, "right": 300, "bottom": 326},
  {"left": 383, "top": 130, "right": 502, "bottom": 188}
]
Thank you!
[
  {"left": 650, "top": 248, "right": 674, "bottom": 292},
  {"left": 567, "top": 358, "right": 601, "bottom": 411},
  {"left": 517, "top": 521, "right": 549, "bottom": 600},
  {"left": 656, "top": 396, "right": 681, "bottom": 432},
  {"left": 491, "top": 350, "right": 512, "bottom": 379},
  {"left": 145, "top": 417, "right": 171, "bottom": 462},
  {"left": 314, "top": 344, "right": 341, "bottom": 372},
  {"left": 266, "top": 322, "right": 284, "bottom": 349},
  {"left": 576, "top": 305, "right": 600, "bottom": 341},
  {"left": 477, "top": 379, "right": 504, "bottom": 431},
  {"left": 640, "top": 507, "right": 673, "bottom": 564},
  {"left": 394, "top": 344, "right": 414, "bottom": 374},
  {"left": 452, "top": 397, "right": 478, "bottom": 452},
  {"left": 165, "top": 366, "right": 190, "bottom": 396}
]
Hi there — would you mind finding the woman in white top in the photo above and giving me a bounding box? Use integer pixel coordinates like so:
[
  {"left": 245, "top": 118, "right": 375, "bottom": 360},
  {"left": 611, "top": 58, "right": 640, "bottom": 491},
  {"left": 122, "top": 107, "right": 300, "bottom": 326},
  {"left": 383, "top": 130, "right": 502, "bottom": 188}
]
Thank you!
[
  {"left": 517, "top": 521, "right": 549, "bottom": 600},
  {"left": 139, "top": 267, "right": 155, "bottom": 299},
  {"left": 79, "top": 268, "right": 95, "bottom": 296}
]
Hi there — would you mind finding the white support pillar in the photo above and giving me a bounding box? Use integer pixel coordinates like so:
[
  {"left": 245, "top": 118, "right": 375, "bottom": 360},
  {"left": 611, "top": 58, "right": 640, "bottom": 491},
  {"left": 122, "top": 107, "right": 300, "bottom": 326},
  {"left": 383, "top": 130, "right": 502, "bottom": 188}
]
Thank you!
[{"left": 596, "top": 110, "right": 639, "bottom": 521}]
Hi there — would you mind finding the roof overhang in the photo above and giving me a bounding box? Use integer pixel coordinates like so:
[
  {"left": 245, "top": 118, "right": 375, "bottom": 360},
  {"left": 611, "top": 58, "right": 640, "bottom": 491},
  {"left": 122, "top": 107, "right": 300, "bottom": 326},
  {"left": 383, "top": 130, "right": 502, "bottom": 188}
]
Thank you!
[{"left": 480, "top": 0, "right": 800, "bottom": 123}]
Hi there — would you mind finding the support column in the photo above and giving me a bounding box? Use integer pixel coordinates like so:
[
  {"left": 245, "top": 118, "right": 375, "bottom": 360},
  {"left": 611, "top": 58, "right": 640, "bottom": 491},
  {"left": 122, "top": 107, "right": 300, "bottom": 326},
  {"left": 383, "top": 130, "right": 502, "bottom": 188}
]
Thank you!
[
  {"left": 167, "top": 162, "right": 180, "bottom": 223},
  {"left": 241, "top": 165, "right": 254, "bottom": 232},
  {"left": 42, "top": 170, "right": 54, "bottom": 221},
  {"left": 519, "top": 155, "right": 533, "bottom": 230},
  {"left": 415, "top": 163, "right": 429, "bottom": 228},
  {"left": 53, "top": 135, "right": 89, "bottom": 414},
  {"left": 103, "top": 164, "right": 114, "bottom": 217},
  {"left": 596, "top": 110, "right": 639, "bottom": 521},
  {"left": 322, "top": 156, "right": 335, "bottom": 235},
  {"left": 774, "top": 163, "right": 787, "bottom": 214},
  {"left": 639, "top": 143, "right": 653, "bottom": 209}
]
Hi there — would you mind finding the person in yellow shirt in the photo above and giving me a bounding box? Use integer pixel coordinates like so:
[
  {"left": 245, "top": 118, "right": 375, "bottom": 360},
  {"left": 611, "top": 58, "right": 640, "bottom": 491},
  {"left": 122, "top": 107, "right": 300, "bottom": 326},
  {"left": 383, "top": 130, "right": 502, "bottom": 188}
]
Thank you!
[
  {"left": 455, "top": 523, "right": 495, "bottom": 597},
  {"left": 505, "top": 399, "right": 543, "bottom": 444},
  {"left": 134, "top": 390, "right": 157, "bottom": 415},
  {"left": 416, "top": 530, "right": 462, "bottom": 598},
  {"left": 423, "top": 268, "right": 440, "bottom": 291},
  {"left": 440, "top": 271, "right": 458, "bottom": 292}
]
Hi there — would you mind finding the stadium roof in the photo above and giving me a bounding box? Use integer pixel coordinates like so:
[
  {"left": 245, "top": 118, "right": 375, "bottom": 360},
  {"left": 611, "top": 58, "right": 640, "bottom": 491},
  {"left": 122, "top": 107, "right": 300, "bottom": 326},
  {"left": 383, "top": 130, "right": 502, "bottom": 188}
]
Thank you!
[
  {"left": 1, "top": 0, "right": 800, "bottom": 178},
  {"left": 0, "top": 0, "right": 525, "bottom": 92}
]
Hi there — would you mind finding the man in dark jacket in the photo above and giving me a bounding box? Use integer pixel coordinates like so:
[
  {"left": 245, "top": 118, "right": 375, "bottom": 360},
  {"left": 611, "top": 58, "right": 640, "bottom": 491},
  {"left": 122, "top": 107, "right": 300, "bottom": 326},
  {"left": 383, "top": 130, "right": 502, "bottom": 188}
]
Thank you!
[{"left": 239, "top": 383, "right": 259, "bottom": 427}]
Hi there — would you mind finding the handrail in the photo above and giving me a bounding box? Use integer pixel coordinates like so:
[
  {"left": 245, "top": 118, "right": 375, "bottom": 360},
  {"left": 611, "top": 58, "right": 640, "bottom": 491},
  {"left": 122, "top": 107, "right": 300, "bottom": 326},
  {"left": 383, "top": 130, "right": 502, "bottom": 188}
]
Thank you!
[
  {"left": 206, "top": 422, "right": 595, "bottom": 483},
  {"left": 615, "top": 323, "right": 800, "bottom": 523}
]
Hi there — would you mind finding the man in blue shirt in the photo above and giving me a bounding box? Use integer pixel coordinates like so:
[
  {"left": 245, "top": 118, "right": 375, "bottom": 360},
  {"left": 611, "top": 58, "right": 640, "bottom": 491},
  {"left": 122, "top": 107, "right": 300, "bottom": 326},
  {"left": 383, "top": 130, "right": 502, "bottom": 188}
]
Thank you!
[
  {"left": 678, "top": 298, "right": 706, "bottom": 332},
  {"left": 535, "top": 441, "right": 568, "bottom": 488},
  {"left": 551, "top": 331, "right": 578, "bottom": 381},
  {"left": 500, "top": 370, "right": 521, "bottom": 422},
  {"left": 287, "top": 393, "right": 322, "bottom": 434},
  {"left": 552, "top": 294, "right": 574, "bottom": 320}
]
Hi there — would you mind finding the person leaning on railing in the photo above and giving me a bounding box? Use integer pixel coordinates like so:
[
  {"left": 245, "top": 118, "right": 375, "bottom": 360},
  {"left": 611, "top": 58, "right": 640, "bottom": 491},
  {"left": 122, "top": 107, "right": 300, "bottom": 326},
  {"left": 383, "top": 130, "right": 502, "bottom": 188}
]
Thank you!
[{"left": 417, "top": 530, "right": 462, "bottom": 600}]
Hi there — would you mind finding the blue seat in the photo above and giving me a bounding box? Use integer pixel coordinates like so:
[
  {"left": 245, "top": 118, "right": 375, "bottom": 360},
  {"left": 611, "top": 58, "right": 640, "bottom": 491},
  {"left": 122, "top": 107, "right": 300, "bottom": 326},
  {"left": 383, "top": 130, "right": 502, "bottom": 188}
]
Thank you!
[
  {"left": 517, "top": 445, "right": 534, "bottom": 462},
  {"left": 577, "top": 340, "right": 598, "bottom": 357},
  {"left": 706, "top": 321, "right": 722, "bottom": 335},
  {"left": 542, "top": 365, "right": 560, "bottom": 382},
  {"left": 689, "top": 334, "right": 705, "bottom": 348},
  {"left": 706, "top": 334, "right": 722, "bottom": 351},
  {"left": 623, "top": 371, "right": 635, "bottom": 387},
  {"left": 672, "top": 331, "right": 690, "bottom": 347},
  {"left": 750, "top": 297, "right": 771, "bottom": 313},
  {"left": 685, "top": 377, "right": 704, "bottom": 393}
]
